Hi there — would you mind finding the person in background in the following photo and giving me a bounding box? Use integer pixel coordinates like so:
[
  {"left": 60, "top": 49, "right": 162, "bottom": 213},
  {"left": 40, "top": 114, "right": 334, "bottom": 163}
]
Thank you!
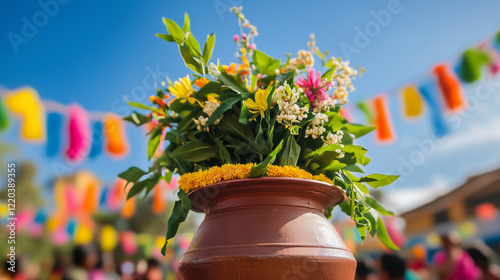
[
  {"left": 379, "top": 253, "right": 420, "bottom": 280},
  {"left": 466, "top": 242, "right": 500, "bottom": 280},
  {"left": 433, "top": 233, "right": 480, "bottom": 280},
  {"left": 355, "top": 259, "right": 378, "bottom": 280},
  {"left": 141, "top": 259, "right": 163, "bottom": 280},
  {"left": 64, "top": 245, "right": 99, "bottom": 280}
]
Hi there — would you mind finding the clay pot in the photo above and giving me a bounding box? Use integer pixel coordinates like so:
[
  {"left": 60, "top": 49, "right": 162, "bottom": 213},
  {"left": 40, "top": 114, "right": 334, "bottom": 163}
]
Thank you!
[{"left": 178, "top": 177, "right": 356, "bottom": 280}]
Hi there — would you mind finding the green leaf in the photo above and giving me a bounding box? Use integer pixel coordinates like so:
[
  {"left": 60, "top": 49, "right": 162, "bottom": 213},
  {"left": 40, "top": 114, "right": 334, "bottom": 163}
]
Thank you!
[
  {"left": 170, "top": 142, "right": 218, "bottom": 162},
  {"left": 280, "top": 134, "right": 301, "bottom": 166},
  {"left": 194, "top": 81, "right": 222, "bottom": 100},
  {"left": 182, "top": 13, "right": 190, "bottom": 32},
  {"left": 179, "top": 45, "right": 203, "bottom": 74},
  {"left": 126, "top": 174, "right": 161, "bottom": 200},
  {"left": 215, "top": 138, "right": 231, "bottom": 164},
  {"left": 217, "top": 64, "right": 247, "bottom": 93},
  {"left": 354, "top": 182, "right": 369, "bottom": 194},
  {"left": 185, "top": 32, "right": 202, "bottom": 58},
  {"left": 357, "top": 174, "right": 399, "bottom": 188},
  {"left": 162, "top": 18, "right": 184, "bottom": 44},
  {"left": 366, "top": 196, "right": 394, "bottom": 216},
  {"left": 219, "top": 115, "right": 267, "bottom": 155},
  {"left": 320, "top": 160, "right": 346, "bottom": 173},
  {"left": 202, "top": 33, "right": 215, "bottom": 64},
  {"left": 123, "top": 112, "right": 150, "bottom": 126},
  {"left": 343, "top": 145, "right": 371, "bottom": 166},
  {"left": 148, "top": 127, "right": 162, "bottom": 160},
  {"left": 321, "top": 65, "right": 337, "bottom": 81},
  {"left": 376, "top": 217, "right": 399, "bottom": 250},
  {"left": 344, "top": 164, "right": 365, "bottom": 173},
  {"left": 118, "top": 167, "right": 148, "bottom": 185},
  {"left": 343, "top": 123, "right": 376, "bottom": 138},
  {"left": 248, "top": 140, "right": 284, "bottom": 177},
  {"left": 155, "top": 33, "right": 175, "bottom": 42},
  {"left": 161, "top": 190, "right": 192, "bottom": 255},
  {"left": 252, "top": 50, "right": 281, "bottom": 76},
  {"left": 206, "top": 97, "right": 240, "bottom": 125},
  {"left": 127, "top": 101, "right": 164, "bottom": 115}
]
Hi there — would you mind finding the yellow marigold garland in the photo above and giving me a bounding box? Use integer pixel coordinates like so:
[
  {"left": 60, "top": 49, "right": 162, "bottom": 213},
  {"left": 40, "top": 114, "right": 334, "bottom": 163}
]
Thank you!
[{"left": 178, "top": 164, "right": 334, "bottom": 193}]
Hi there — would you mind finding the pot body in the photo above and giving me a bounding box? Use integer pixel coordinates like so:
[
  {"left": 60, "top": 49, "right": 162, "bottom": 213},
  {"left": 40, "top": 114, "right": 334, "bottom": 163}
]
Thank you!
[{"left": 178, "top": 177, "right": 356, "bottom": 280}]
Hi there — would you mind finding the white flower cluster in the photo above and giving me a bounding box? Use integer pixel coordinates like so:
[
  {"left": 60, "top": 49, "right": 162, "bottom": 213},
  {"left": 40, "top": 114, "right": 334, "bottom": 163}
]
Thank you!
[
  {"left": 288, "top": 50, "right": 314, "bottom": 70},
  {"left": 305, "top": 112, "right": 328, "bottom": 139},
  {"left": 313, "top": 97, "right": 337, "bottom": 113},
  {"left": 321, "top": 131, "right": 345, "bottom": 158},
  {"left": 330, "top": 57, "right": 358, "bottom": 105},
  {"left": 275, "top": 82, "right": 309, "bottom": 133},
  {"left": 193, "top": 116, "right": 209, "bottom": 132},
  {"left": 203, "top": 100, "right": 220, "bottom": 117}
]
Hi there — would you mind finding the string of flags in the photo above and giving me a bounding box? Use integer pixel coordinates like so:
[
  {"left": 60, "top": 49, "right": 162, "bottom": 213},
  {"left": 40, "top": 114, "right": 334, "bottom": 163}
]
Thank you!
[
  {"left": 346, "top": 30, "right": 500, "bottom": 144},
  {"left": 0, "top": 87, "right": 129, "bottom": 162}
]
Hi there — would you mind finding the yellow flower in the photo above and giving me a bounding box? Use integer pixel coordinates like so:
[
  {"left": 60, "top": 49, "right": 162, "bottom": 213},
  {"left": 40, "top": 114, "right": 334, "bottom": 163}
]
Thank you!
[
  {"left": 222, "top": 63, "right": 238, "bottom": 75},
  {"left": 194, "top": 77, "right": 210, "bottom": 88},
  {"left": 244, "top": 87, "right": 272, "bottom": 119},
  {"left": 169, "top": 75, "right": 196, "bottom": 104},
  {"left": 177, "top": 164, "right": 334, "bottom": 193}
]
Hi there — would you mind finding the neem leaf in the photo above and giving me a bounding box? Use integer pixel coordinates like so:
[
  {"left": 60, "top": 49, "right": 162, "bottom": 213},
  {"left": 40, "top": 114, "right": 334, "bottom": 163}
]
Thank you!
[
  {"left": 170, "top": 142, "right": 218, "bottom": 162},
  {"left": 202, "top": 33, "right": 215, "bottom": 64},
  {"left": 206, "top": 97, "right": 240, "bottom": 125},
  {"left": 357, "top": 174, "right": 399, "bottom": 188},
  {"left": 280, "top": 134, "right": 301, "bottom": 166},
  {"left": 365, "top": 196, "right": 394, "bottom": 216},
  {"left": 123, "top": 112, "right": 150, "bottom": 126},
  {"left": 118, "top": 167, "right": 148, "bottom": 185},
  {"left": 252, "top": 49, "right": 281, "bottom": 76},
  {"left": 162, "top": 18, "right": 184, "bottom": 44},
  {"left": 343, "top": 123, "right": 376, "bottom": 138},
  {"left": 248, "top": 140, "right": 284, "bottom": 177},
  {"left": 182, "top": 13, "right": 190, "bottom": 32},
  {"left": 161, "top": 190, "right": 192, "bottom": 255},
  {"left": 148, "top": 127, "right": 163, "bottom": 160},
  {"left": 376, "top": 217, "right": 399, "bottom": 251}
]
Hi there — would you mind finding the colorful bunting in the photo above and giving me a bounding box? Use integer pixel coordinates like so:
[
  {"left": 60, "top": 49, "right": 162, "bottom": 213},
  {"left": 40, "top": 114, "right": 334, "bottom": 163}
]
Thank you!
[
  {"left": 419, "top": 81, "right": 449, "bottom": 138},
  {"left": 83, "top": 181, "right": 98, "bottom": 214},
  {"left": 401, "top": 85, "right": 424, "bottom": 118},
  {"left": 0, "top": 98, "right": 9, "bottom": 131},
  {"left": 434, "top": 64, "right": 465, "bottom": 112},
  {"left": 100, "top": 225, "right": 118, "bottom": 252},
  {"left": 373, "top": 95, "right": 395, "bottom": 143},
  {"left": 459, "top": 49, "right": 492, "bottom": 83},
  {"left": 46, "top": 112, "right": 63, "bottom": 156},
  {"left": 357, "top": 100, "right": 375, "bottom": 124},
  {"left": 152, "top": 183, "right": 165, "bottom": 214},
  {"left": 104, "top": 114, "right": 128, "bottom": 157},
  {"left": 121, "top": 197, "right": 136, "bottom": 219},
  {"left": 4, "top": 87, "right": 45, "bottom": 141},
  {"left": 89, "top": 121, "right": 103, "bottom": 158},
  {"left": 120, "top": 231, "right": 137, "bottom": 255},
  {"left": 66, "top": 104, "right": 91, "bottom": 163},
  {"left": 74, "top": 224, "right": 93, "bottom": 244}
]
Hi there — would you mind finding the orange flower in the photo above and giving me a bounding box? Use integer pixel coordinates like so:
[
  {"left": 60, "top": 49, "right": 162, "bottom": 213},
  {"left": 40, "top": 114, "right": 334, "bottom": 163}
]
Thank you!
[
  {"left": 222, "top": 63, "right": 238, "bottom": 75},
  {"left": 194, "top": 77, "right": 210, "bottom": 88}
]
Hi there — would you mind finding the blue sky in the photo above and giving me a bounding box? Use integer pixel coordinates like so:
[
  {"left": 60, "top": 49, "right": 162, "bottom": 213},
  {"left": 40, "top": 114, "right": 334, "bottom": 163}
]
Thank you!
[{"left": 1, "top": 0, "right": 500, "bottom": 212}]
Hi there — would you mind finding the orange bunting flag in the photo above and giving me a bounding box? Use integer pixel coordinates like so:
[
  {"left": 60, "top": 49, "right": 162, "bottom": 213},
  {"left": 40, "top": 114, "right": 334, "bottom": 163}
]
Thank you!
[
  {"left": 108, "top": 179, "right": 125, "bottom": 210},
  {"left": 104, "top": 114, "right": 128, "bottom": 157},
  {"left": 83, "top": 181, "right": 98, "bottom": 214},
  {"left": 373, "top": 95, "right": 395, "bottom": 143},
  {"left": 434, "top": 64, "right": 465, "bottom": 112},
  {"left": 401, "top": 85, "right": 424, "bottom": 118},
  {"left": 152, "top": 183, "right": 165, "bottom": 214},
  {"left": 121, "top": 197, "right": 135, "bottom": 219},
  {"left": 4, "top": 87, "right": 45, "bottom": 141}
]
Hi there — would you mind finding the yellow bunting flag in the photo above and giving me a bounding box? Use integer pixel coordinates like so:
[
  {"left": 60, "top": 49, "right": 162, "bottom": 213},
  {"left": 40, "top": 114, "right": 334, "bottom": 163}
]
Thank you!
[
  {"left": 74, "top": 224, "right": 93, "bottom": 244},
  {"left": 4, "top": 87, "right": 45, "bottom": 141},
  {"left": 401, "top": 85, "right": 424, "bottom": 118},
  {"left": 100, "top": 225, "right": 118, "bottom": 252}
]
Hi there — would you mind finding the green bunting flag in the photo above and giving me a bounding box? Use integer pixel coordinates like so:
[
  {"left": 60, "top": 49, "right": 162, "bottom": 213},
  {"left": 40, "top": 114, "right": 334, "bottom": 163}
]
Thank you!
[{"left": 460, "top": 48, "right": 492, "bottom": 83}]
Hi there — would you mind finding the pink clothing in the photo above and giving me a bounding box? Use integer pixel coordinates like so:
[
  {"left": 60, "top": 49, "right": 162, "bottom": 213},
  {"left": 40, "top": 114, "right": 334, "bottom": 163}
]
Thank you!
[{"left": 434, "top": 250, "right": 480, "bottom": 280}]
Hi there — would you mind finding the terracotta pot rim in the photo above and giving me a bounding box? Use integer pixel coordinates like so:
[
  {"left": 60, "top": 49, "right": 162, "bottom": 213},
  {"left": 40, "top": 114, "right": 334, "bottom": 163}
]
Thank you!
[{"left": 188, "top": 177, "right": 346, "bottom": 212}]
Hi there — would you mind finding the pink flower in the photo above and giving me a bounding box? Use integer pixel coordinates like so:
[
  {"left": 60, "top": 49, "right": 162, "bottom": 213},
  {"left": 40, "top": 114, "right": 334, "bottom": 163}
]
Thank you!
[
  {"left": 249, "top": 43, "right": 256, "bottom": 49},
  {"left": 296, "top": 68, "right": 329, "bottom": 107},
  {"left": 233, "top": 35, "right": 240, "bottom": 42}
]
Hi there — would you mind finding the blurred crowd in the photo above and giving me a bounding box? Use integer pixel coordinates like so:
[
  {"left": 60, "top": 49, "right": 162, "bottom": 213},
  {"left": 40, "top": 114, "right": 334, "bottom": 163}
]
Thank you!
[
  {"left": 356, "top": 234, "right": 500, "bottom": 280},
  {"left": 0, "top": 243, "right": 175, "bottom": 280}
]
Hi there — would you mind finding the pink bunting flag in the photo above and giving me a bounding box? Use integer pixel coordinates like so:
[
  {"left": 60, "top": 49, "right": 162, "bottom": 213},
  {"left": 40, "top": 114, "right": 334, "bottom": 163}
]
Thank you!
[
  {"left": 120, "top": 231, "right": 137, "bottom": 255},
  {"left": 66, "top": 104, "right": 91, "bottom": 163}
]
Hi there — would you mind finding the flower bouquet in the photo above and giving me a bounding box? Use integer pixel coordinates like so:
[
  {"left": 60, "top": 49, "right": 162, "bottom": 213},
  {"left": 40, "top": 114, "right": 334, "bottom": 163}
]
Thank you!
[{"left": 119, "top": 7, "right": 399, "bottom": 256}]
